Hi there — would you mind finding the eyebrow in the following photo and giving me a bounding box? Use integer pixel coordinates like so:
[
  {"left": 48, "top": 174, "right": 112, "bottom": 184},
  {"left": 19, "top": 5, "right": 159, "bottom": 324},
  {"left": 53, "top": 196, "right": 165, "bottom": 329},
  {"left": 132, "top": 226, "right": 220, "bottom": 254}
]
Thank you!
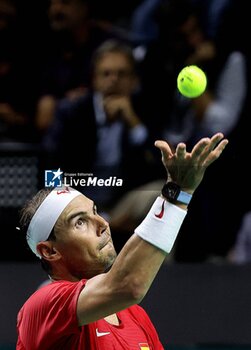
[
  {"left": 66, "top": 203, "right": 97, "bottom": 224},
  {"left": 66, "top": 211, "right": 87, "bottom": 225}
]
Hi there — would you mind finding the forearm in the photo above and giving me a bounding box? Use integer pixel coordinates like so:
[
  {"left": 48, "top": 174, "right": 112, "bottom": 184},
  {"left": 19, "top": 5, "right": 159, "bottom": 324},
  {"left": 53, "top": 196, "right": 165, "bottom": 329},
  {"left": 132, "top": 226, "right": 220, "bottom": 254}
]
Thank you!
[
  {"left": 108, "top": 234, "right": 166, "bottom": 299},
  {"left": 107, "top": 197, "right": 187, "bottom": 300}
]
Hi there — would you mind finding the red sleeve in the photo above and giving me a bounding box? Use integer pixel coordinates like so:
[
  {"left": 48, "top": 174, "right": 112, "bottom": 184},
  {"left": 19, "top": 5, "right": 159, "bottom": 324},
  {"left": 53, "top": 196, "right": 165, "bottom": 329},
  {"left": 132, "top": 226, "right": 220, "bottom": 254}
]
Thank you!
[
  {"left": 127, "top": 305, "right": 164, "bottom": 349},
  {"left": 17, "top": 280, "right": 86, "bottom": 347}
]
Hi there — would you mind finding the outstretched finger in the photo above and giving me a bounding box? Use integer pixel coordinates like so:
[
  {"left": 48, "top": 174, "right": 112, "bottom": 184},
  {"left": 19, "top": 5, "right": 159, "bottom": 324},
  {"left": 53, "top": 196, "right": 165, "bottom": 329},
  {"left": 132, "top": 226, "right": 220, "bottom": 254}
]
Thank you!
[
  {"left": 208, "top": 133, "right": 225, "bottom": 151},
  {"left": 154, "top": 140, "right": 173, "bottom": 162},
  {"left": 191, "top": 137, "right": 211, "bottom": 160},
  {"left": 198, "top": 133, "right": 226, "bottom": 164},
  {"left": 176, "top": 143, "right": 187, "bottom": 160},
  {"left": 203, "top": 138, "right": 228, "bottom": 167}
]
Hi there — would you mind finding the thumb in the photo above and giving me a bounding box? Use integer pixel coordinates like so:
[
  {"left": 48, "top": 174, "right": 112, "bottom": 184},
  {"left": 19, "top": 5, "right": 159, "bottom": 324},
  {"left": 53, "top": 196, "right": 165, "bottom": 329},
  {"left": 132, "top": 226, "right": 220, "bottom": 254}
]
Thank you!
[{"left": 154, "top": 140, "right": 173, "bottom": 162}]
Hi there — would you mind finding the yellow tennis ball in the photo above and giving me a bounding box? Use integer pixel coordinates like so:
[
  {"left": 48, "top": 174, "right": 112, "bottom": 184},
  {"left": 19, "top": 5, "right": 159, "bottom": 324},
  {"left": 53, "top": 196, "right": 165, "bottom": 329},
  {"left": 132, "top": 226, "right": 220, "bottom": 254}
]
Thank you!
[{"left": 177, "top": 65, "right": 207, "bottom": 98}]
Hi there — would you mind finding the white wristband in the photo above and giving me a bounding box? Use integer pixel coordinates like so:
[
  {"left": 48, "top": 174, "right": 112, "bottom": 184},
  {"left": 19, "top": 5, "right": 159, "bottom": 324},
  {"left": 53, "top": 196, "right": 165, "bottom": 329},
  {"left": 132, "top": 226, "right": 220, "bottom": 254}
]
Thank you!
[{"left": 135, "top": 196, "right": 187, "bottom": 253}]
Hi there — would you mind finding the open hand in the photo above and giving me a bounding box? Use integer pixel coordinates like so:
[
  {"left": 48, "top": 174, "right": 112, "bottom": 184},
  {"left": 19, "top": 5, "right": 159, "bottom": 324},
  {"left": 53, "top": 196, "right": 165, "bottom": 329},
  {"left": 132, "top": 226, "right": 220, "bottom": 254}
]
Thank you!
[{"left": 155, "top": 133, "right": 228, "bottom": 193}]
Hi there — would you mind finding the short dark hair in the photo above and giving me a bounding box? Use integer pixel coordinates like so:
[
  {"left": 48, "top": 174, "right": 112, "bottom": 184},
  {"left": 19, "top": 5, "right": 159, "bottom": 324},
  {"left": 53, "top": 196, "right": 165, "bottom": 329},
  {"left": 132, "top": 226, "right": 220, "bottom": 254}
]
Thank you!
[
  {"left": 19, "top": 187, "right": 56, "bottom": 275},
  {"left": 91, "top": 39, "right": 136, "bottom": 75},
  {"left": 19, "top": 188, "right": 51, "bottom": 233}
]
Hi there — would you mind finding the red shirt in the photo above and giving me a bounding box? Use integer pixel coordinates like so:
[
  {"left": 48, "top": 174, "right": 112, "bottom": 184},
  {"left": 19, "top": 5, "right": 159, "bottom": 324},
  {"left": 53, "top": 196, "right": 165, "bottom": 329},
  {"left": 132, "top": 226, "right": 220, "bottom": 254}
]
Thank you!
[{"left": 16, "top": 280, "right": 164, "bottom": 350}]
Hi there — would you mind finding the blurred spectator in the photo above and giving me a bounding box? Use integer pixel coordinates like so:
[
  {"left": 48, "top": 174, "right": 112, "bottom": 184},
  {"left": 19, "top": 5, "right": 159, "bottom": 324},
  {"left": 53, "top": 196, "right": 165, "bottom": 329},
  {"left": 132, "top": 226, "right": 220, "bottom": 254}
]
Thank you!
[
  {"left": 43, "top": 39, "right": 160, "bottom": 214},
  {"left": 35, "top": 0, "right": 115, "bottom": 136},
  {"left": 129, "top": 0, "right": 161, "bottom": 45},
  {"left": 0, "top": 0, "right": 38, "bottom": 142},
  {"left": 128, "top": 0, "right": 232, "bottom": 49},
  {"left": 201, "top": 0, "right": 233, "bottom": 39},
  {"left": 108, "top": 178, "right": 168, "bottom": 254},
  {"left": 227, "top": 211, "right": 251, "bottom": 264}
]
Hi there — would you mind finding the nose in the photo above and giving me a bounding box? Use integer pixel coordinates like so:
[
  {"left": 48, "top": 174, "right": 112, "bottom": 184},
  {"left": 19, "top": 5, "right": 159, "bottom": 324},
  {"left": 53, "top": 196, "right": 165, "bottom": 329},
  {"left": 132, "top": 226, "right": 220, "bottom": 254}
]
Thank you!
[
  {"left": 95, "top": 214, "right": 109, "bottom": 236},
  {"left": 106, "top": 72, "right": 120, "bottom": 87}
]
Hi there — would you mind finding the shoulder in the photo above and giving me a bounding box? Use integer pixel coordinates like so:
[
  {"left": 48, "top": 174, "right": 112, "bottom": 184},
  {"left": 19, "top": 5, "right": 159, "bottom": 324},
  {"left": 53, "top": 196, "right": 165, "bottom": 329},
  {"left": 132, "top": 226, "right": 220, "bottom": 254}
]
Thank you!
[
  {"left": 17, "top": 280, "right": 89, "bottom": 342},
  {"left": 19, "top": 279, "right": 87, "bottom": 315},
  {"left": 56, "top": 93, "right": 95, "bottom": 129},
  {"left": 58, "top": 93, "right": 93, "bottom": 114},
  {"left": 36, "top": 279, "right": 86, "bottom": 299}
]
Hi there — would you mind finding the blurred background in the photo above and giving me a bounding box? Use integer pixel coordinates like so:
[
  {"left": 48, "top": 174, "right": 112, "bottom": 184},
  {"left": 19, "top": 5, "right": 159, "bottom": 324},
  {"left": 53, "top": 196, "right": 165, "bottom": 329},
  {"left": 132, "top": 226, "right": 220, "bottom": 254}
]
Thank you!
[{"left": 0, "top": 0, "right": 250, "bottom": 348}]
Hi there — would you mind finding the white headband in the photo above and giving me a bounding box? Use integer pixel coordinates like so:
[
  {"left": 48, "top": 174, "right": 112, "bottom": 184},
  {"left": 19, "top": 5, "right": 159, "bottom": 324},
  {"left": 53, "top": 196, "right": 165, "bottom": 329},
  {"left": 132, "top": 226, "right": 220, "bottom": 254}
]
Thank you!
[{"left": 27, "top": 187, "right": 82, "bottom": 258}]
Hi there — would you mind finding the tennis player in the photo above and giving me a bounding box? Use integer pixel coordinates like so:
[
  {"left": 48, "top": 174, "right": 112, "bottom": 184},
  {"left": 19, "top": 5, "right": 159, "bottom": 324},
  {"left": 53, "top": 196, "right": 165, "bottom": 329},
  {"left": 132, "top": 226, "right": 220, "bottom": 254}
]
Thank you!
[{"left": 16, "top": 133, "right": 228, "bottom": 349}]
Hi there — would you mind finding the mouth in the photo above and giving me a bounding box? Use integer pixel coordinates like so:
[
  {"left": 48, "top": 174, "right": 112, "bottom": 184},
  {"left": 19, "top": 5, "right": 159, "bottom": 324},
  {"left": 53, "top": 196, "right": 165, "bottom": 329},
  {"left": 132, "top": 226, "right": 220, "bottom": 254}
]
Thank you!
[
  {"left": 101, "top": 237, "right": 112, "bottom": 249},
  {"left": 99, "top": 231, "right": 113, "bottom": 249}
]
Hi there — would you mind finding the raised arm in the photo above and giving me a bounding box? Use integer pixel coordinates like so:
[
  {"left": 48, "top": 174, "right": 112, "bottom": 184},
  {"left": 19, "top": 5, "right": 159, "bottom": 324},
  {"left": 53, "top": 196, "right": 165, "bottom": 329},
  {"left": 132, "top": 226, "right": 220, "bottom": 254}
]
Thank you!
[{"left": 77, "top": 132, "right": 228, "bottom": 325}]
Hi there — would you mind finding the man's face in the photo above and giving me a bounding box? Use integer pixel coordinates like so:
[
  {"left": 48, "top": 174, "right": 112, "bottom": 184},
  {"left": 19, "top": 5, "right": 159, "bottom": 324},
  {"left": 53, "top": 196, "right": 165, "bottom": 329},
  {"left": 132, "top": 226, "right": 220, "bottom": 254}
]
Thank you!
[
  {"left": 53, "top": 194, "right": 117, "bottom": 279},
  {"left": 93, "top": 52, "right": 137, "bottom": 97}
]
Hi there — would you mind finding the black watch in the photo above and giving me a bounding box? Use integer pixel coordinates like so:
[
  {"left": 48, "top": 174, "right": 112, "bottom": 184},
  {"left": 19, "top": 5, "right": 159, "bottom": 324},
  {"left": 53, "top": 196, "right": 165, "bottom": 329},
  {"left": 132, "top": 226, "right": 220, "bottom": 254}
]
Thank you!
[{"left": 161, "top": 182, "right": 192, "bottom": 205}]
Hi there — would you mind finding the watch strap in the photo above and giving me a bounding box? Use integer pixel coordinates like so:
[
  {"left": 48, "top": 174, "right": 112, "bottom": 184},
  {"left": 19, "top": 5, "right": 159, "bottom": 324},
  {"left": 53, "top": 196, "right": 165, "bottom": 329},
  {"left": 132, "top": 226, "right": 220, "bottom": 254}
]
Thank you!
[{"left": 177, "top": 190, "right": 192, "bottom": 205}]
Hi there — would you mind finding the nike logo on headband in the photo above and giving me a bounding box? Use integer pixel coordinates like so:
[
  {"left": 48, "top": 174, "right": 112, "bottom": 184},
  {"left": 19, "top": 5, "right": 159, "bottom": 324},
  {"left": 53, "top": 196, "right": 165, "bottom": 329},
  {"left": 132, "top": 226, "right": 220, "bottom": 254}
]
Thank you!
[{"left": 57, "top": 187, "right": 70, "bottom": 195}]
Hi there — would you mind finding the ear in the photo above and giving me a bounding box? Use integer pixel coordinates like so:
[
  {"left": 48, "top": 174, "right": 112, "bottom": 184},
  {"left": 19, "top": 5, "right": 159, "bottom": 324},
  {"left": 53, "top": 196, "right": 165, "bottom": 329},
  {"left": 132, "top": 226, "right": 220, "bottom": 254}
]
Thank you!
[{"left": 36, "top": 241, "right": 61, "bottom": 261}]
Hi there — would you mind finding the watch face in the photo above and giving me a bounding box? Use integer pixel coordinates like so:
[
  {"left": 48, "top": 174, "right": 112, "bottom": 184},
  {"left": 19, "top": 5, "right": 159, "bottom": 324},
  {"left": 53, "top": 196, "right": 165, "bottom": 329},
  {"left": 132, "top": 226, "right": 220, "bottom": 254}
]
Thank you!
[{"left": 162, "top": 182, "right": 180, "bottom": 201}]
